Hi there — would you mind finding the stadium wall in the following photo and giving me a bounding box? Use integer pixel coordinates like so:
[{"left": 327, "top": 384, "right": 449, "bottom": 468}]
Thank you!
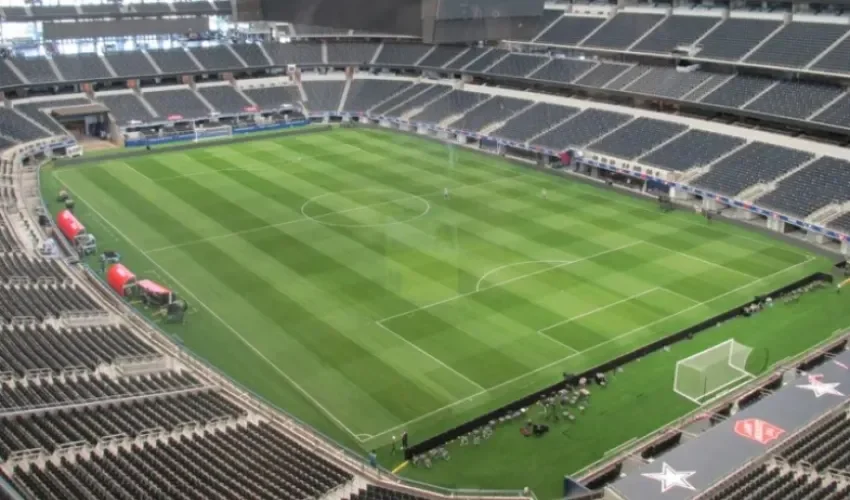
[
  {"left": 403, "top": 271, "right": 834, "bottom": 460},
  {"left": 123, "top": 119, "right": 311, "bottom": 148}
]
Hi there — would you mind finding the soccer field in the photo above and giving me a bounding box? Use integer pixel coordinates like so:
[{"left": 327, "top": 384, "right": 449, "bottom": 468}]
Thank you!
[{"left": 46, "top": 127, "right": 825, "bottom": 455}]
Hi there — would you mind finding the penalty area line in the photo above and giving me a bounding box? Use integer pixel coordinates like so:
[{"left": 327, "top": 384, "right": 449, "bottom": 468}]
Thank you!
[
  {"left": 362, "top": 256, "right": 816, "bottom": 444},
  {"left": 56, "top": 179, "right": 365, "bottom": 442}
]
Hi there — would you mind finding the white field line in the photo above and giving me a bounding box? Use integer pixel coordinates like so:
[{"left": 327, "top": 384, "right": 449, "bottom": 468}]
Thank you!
[
  {"left": 538, "top": 287, "right": 660, "bottom": 335},
  {"left": 643, "top": 241, "right": 759, "bottom": 280},
  {"left": 362, "top": 255, "right": 816, "bottom": 444},
  {"left": 142, "top": 174, "right": 521, "bottom": 254},
  {"left": 379, "top": 242, "right": 644, "bottom": 324},
  {"left": 57, "top": 176, "right": 364, "bottom": 440},
  {"left": 375, "top": 322, "right": 485, "bottom": 391},
  {"left": 660, "top": 286, "right": 702, "bottom": 305}
]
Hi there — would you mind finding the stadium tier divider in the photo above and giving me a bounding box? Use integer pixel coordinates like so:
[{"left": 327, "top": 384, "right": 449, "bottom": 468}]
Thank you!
[{"left": 403, "top": 271, "right": 834, "bottom": 460}]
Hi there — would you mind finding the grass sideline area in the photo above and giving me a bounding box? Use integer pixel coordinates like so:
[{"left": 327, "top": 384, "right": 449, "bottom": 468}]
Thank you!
[{"left": 41, "top": 127, "right": 842, "bottom": 498}]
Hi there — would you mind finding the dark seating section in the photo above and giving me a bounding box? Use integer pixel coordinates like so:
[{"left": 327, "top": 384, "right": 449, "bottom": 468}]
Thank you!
[
  {"left": 575, "top": 63, "right": 632, "bottom": 88},
  {"left": 375, "top": 43, "right": 433, "bottom": 66},
  {"left": 410, "top": 90, "right": 489, "bottom": 124},
  {"left": 464, "top": 49, "right": 508, "bottom": 73},
  {"left": 10, "top": 57, "right": 60, "bottom": 84},
  {"left": 417, "top": 45, "right": 466, "bottom": 68},
  {"left": 104, "top": 51, "right": 160, "bottom": 77},
  {"left": 692, "top": 143, "right": 814, "bottom": 196},
  {"left": 344, "top": 80, "right": 410, "bottom": 113},
  {"left": 351, "top": 485, "right": 428, "bottom": 500},
  {"left": 493, "top": 103, "right": 579, "bottom": 142},
  {"left": 0, "top": 284, "right": 103, "bottom": 322},
  {"left": 632, "top": 15, "right": 720, "bottom": 53},
  {"left": 230, "top": 43, "right": 271, "bottom": 67},
  {"left": 0, "top": 6, "right": 29, "bottom": 20},
  {"left": 0, "top": 61, "right": 24, "bottom": 88},
  {"left": 0, "top": 390, "right": 245, "bottom": 458},
  {"left": 14, "top": 97, "right": 90, "bottom": 136},
  {"left": 534, "top": 108, "right": 632, "bottom": 151},
  {"left": 143, "top": 89, "right": 210, "bottom": 120},
  {"left": 0, "top": 323, "right": 156, "bottom": 377},
  {"left": 0, "top": 372, "right": 200, "bottom": 412},
  {"left": 529, "top": 58, "right": 596, "bottom": 84},
  {"left": 604, "top": 65, "right": 651, "bottom": 90},
  {"left": 700, "top": 75, "right": 775, "bottom": 108},
  {"left": 811, "top": 94, "right": 850, "bottom": 129},
  {"left": 581, "top": 13, "right": 664, "bottom": 49},
  {"left": 487, "top": 54, "right": 548, "bottom": 78},
  {"left": 536, "top": 15, "right": 606, "bottom": 46},
  {"left": 744, "top": 81, "right": 844, "bottom": 119},
  {"left": 262, "top": 42, "right": 323, "bottom": 65},
  {"left": 0, "top": 108, "right": 51, "bottom": 142},
  {"left": 639, "top": 130, "right": 746, "bottom": 171},
  {"left": 147, "top": 49, "right": 201, "bottom": 74},
  {"left": 53, "top": 54, "right": 112, "bottom": 81},
  {"left": 370, "top": 83, "right": 433, "bottom": 115},
  {"left": 326, "top": 42, "right": 380, "bottom": 65},
  {"left": 382, "top": 85, "right": 451, "bottom": 118},
  {"left": 444, "top": 47, "right": 490, "bottom": 71},
  {"left": 130, "top": 2, "right": 173, "bottom": 14},
  {"left": 745, "top": 22, "right": 849, "bottom": 69},
  {"left": 811, "top": 37, "right": 850, "bottom": 74},
  {"left": 624, "top": 68, "right": 714, "bottom": 99},
  {"left": 198, "top": 86, "right": 253, "bottom": 115},
  {"left": 98, "top": 93, "right": 158, "bottom": 125},
  {"left": 302, "top": 81, "right": 345, "bottom": 112},
  {"left": 829, "top": 212, "right": 850, "bottom": 233},
  {"left": 587, "top": 117, "right": 686, "bottom": 159},
  {"left": 758, "top": 157, "right": 850, "bottom": 217},
  {"left": 80, "top": 3, "right": 121, "bottom": 15},
  {"left": 696, "top": 18, "right": 781, "bottom": 61},
  {"left": 240, "top": 85, "right": 301, "bottom": 111},
  {"left": 12, "top": 422, "right": 352, "bottom": 500},
  {"left": 190, "top": 46, "right": 244, "bottom": 71},
  {"left": 449, "top": 96, "right": 531, "bottom": 132}
]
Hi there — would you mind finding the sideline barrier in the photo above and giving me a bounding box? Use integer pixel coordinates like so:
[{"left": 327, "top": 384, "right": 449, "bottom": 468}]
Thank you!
[
  {"left": 123, "top": 119, "right": 311, "bottom": 148},
  {"left": 404, "top": 271, "right": 834, "bottom": 460},
  {"left": 23, "top": 129, "right": 532, "bottom": 500}
]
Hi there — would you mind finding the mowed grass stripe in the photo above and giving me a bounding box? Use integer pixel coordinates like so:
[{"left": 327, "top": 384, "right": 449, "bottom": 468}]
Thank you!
[
  {"left": 66, "top": 164, "right": 483, "bottom": 430},
  {"left": 51, "top": 128, "right": 825, "bottom": 444}
]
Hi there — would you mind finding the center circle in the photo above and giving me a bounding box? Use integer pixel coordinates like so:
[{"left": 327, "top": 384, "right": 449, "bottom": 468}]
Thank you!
[{"left": 300, "top": 188, "right": 431, "bottom": 228}]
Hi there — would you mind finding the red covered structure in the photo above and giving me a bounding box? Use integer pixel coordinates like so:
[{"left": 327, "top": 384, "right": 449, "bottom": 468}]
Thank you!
[
  {"left": 56, "top": 209, "right": 85, "bottom": 241},
  {"left": 106, "top": 264, "right": 136, "bottom": 297}
]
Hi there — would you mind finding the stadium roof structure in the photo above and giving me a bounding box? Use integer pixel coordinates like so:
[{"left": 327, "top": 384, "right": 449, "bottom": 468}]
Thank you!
[{"left": 609, "top": 348, "right": 850, "bottom": 500}]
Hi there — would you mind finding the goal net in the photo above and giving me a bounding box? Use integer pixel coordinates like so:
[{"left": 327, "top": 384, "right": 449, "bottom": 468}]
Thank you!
[
  {"left": 194, "top": 125, "right": 233, "bottom": 143},
  {"left": 674, "top": 339, "right": 755, "bottom": 405}
]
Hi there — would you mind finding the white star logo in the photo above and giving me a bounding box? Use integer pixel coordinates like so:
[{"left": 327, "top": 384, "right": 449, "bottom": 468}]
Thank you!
[
  {"left": 797, "top": 375, "right": 844, "bottom": 398},
  {"left": 641, "top": 462, "right": 697, "bottom": 493}
]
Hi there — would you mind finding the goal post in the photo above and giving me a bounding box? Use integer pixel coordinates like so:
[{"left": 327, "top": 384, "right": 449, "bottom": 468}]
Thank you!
[
  {"left": 674, "top": 339, "right": 755, "bottom": 405},
  {"left": 193, "top": 124, "right": 233, "bottom": 143}
]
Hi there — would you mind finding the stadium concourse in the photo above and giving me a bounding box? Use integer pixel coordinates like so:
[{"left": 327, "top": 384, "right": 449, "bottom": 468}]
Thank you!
[{"left": 2, "top": 1, "right": 850, "bottom": 500}]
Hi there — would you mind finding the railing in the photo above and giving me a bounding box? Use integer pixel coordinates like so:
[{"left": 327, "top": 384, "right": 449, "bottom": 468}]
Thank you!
[{"left": 578, "top": 326, "right": 850, "bottom": 481}]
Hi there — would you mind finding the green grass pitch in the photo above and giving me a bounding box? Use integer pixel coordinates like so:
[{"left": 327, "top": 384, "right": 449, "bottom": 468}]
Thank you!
[{"left": 42, "top": 127, "right": 849, "bottom": 498}]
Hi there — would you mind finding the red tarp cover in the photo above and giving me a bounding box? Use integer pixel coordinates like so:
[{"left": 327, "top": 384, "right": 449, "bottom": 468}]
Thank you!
[
  {"left": 56, "top": 209, "right": 85, "bottom": 240},
  {"left": 106, "top": 264, "right": 135, "bottom": 297},
  {"left": 137, "top": 279, "right": 172, "bottom": 296}
]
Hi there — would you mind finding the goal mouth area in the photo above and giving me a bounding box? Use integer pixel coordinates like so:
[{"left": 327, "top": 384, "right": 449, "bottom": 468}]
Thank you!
[{"left": 674, "top": 369, "right": 756, "bottom": 406}]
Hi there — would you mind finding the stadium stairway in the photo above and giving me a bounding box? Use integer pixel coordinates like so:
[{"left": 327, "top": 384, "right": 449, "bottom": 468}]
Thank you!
[
  {"left": 44, "top": 57, "right": 64, "bottom": 83},
  {"left": 339, "top": 78, "right": 353, "bottom": 113},
  {"left": 141, "top": 50, "right": 163, "bottom": 74},
  {"left": 193, "top": 87, "right": 219, "bottom": 114},
  {"left": 225, "top": 45, "right": 249, "bottom": 68},
  {"left": 99, "top": 54, "right": 118, "bottom": 78},
  {"left": 184, "top": 47, "right": 205, "bottom": 72},
  {"left": 134, "top": 88, "right": 161, "bottom": 119},
  {"left": 4, "top": 60, "right": 29, "bottom": 85}
]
